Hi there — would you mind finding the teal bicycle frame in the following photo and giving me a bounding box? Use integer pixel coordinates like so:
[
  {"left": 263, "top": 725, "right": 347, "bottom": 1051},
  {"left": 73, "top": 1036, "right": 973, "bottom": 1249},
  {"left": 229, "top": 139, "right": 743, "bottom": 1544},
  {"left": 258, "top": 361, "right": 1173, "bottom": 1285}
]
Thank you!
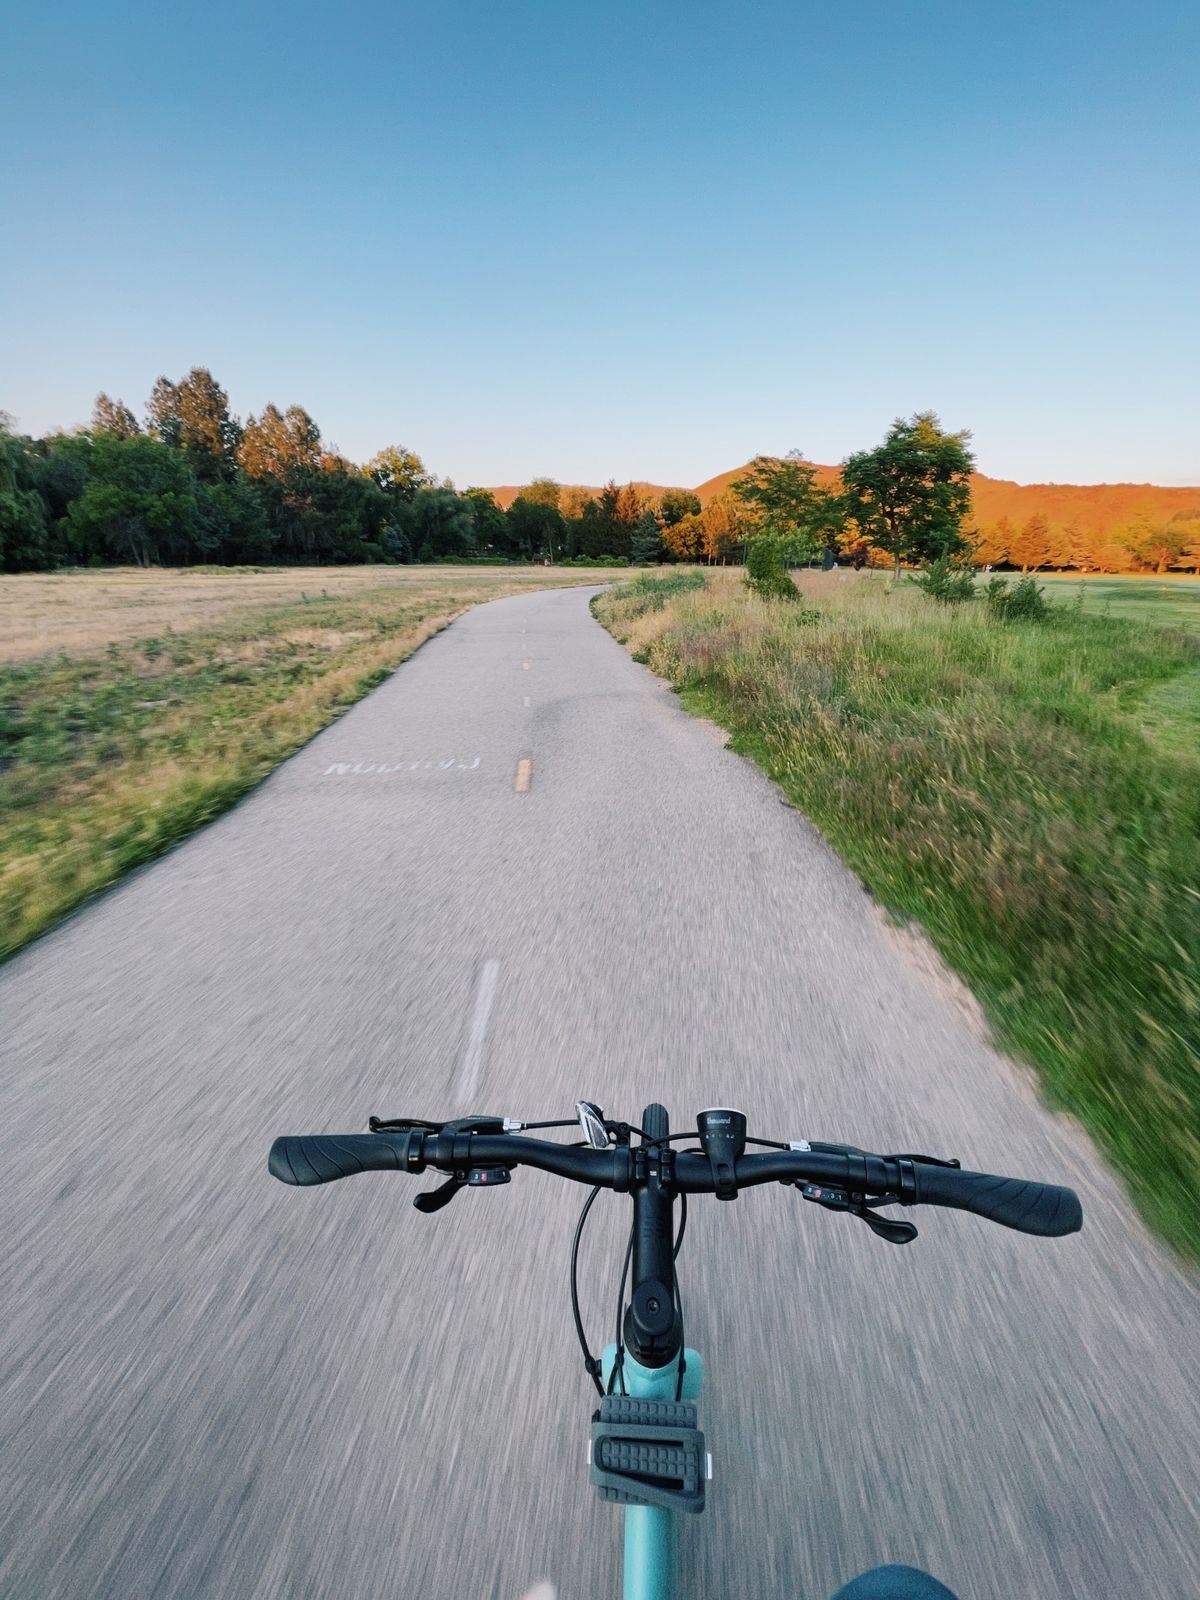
[
  {"left": 598, "top": 1344, "right": 705, "bottom": 1600},
  {"left": 584, "top": 1101, "right": 714, "bottom": 1600},
  {"left": 268, "top": 1099, "right": 1080, "bottom": 1600}
]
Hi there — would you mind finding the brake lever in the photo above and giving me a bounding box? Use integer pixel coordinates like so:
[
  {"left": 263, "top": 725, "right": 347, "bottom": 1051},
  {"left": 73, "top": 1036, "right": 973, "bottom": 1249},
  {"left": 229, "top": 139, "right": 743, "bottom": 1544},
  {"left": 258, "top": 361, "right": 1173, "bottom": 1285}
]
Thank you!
[
  {"left": 414, "top": 1173, "right": 466, "bottom": 1213},
  {"left": 853, "top": 1201, "right": 917, "bottom": 1245},
  {"left": 799, "top": 1182, "right": 918, "bottom": 1244}
]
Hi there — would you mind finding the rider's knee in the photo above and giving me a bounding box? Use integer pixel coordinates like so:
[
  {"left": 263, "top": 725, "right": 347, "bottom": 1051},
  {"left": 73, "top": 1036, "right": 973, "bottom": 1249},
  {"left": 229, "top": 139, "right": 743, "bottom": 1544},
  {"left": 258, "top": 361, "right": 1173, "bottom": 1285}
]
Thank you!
[{"left": 832, "top": 1564, "right": 959, "bottom": 1600}]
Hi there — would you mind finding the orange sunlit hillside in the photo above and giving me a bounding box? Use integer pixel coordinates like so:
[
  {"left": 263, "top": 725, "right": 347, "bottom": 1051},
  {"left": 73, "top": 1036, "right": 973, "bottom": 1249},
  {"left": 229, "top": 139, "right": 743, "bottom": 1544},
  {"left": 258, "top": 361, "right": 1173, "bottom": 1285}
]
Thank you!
[{"left": 492, "top": 464, "right": 1200, "bottom": 537}]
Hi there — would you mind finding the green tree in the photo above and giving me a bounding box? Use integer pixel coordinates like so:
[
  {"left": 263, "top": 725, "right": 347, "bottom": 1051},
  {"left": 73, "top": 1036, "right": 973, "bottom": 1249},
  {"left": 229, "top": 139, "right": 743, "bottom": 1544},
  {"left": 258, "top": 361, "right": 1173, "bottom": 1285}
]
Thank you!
[
  {"left": 403, "top": 487, "right": 476, "bottom": 561},
  {"left": 27, "top": 437, "right": 88, "bottom": 565},
  {"left": 521, "top": 477, "right": 562, "bottom": 510},
  {"left": 577, "top": 481, "right": 636, "bottom": 560},
  {"left": 63, "top": 434, "right": 198, "bottom": 566},
  {"left": 630, "top": 511, "right": 663, "bottom": 564},
  {"left": 657, "top": 489, "right": 701, "bottom": 526},
  {"left": 731, "top": 451, "right": 824, "bottom": 564},
  {"left": 0, "top": 416, "right": 50, "bottom": 569},
  {"left": 840, "top": 412, "right": 975, "bottom": 579},
  {"left": 363, "top": 445, "right": 431, "bottom": 500},
  {"left": 195, "top": 475, "right": 274, "bottom": 563},
  {"left": 807, "top": 486, "right": 849, "bottom": 560},
  {"left": 91, "top": 394, "right": 141, "bottom": 438},
  {"left": 507, "top": 494, "right": 564, "bottom": 560},
  {"left": 463, "top": 488, "right": 510, "bottom": 554},
  {"left": 745, "top": 535, "right": 798, "bottom": 599}
]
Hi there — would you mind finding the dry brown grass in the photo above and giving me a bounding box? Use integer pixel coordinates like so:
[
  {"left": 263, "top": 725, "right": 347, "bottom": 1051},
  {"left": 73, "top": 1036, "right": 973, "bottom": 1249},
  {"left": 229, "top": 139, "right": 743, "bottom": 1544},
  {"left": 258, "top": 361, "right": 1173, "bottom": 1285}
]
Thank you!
[
  {"left": 0, "top": 563, "right": 613, "bottom": 664},
  {"left": 2, "top": 563, "right": 617, "bottom": 957}
]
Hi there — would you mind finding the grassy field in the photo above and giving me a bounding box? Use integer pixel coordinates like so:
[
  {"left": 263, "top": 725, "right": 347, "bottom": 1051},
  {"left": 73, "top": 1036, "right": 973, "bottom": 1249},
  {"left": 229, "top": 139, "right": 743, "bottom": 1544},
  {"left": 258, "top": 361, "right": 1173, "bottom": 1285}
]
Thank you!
[
  {"left": 999, "top": 572, "right": 1200, "bottom": 631},
  {"left": 0, "top": 564, "right": 612, "bottom": 960},
  {"left": 595, "top": 569, "right": 1200, "bottom": 1261}
]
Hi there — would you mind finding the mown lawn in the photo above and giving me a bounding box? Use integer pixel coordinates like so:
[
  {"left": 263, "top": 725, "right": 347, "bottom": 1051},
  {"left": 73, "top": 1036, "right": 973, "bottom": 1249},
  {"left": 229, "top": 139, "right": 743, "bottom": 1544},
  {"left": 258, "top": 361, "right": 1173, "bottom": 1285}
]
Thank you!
[
  {"left": 595, "top": 569, "right": 1200, "bottom": 1261},
  {"left": 999, "top": 572, "right": 1200, "bottom": 631},
  {"left": 1, "top": 564, "right": 612, "bottom": 960}
]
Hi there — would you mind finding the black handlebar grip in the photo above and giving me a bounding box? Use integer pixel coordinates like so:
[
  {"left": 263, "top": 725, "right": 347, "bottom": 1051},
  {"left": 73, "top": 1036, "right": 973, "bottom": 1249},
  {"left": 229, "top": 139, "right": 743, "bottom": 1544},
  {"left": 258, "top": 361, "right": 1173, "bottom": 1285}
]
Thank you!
[
  {"left": 268, "top": 1131, "right": 415, "bottom": 1186},
  {"left": 912, "top": 1164, "right": 1082, "bottom": 1236}
]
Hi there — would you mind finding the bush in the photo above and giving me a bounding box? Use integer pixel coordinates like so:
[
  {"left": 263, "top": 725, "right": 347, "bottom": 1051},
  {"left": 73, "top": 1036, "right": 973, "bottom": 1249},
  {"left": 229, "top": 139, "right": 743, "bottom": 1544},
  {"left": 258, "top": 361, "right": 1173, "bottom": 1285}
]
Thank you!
[
  {"left": 745, "top": 538, "right": 798, "bottom": 600},
  {"left": 914, "top": 555, "right": 977, "bottom": 604},
  {"left": 986, "top": 574, "right": 1051, "bottom": 622},
  {"left": 593, "top": 571, "right": 707, "bottom": 626},
  {"left": 622, "top": 571, "right": 707, "bottom": 611}
]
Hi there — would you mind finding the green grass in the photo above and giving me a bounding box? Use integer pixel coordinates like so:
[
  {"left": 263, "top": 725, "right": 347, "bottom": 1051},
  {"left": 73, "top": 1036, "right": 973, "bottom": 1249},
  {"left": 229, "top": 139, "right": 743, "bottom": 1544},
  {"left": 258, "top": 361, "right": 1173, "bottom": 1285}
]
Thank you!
[
  {"left": 595, "top": 569, "right": 1200, "bottom": 1261},
  {"left": 0, "top": 565, "right": 613, "bottom": 960},
  {"left": 1002, "top": 573, "right": 1200, "bottom": 631},
  {"left": 621, "top": 569, "right": 708, "bottom": 606}
]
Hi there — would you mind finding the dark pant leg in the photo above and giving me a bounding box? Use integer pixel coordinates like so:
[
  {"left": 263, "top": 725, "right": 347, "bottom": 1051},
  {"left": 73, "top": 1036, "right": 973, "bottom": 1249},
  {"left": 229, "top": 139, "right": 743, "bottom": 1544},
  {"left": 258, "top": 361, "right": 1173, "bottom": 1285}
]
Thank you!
[{"left": 832, "top": 1565, "right": 959, "bottom": 1600}]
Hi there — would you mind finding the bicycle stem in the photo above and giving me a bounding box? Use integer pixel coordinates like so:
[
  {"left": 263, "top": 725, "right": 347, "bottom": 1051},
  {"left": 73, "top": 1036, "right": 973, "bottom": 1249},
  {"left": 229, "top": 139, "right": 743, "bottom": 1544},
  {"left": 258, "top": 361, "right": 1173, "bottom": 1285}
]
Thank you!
[{"left": 624, "top": 1105, "right": 683, "bottom": 1369}]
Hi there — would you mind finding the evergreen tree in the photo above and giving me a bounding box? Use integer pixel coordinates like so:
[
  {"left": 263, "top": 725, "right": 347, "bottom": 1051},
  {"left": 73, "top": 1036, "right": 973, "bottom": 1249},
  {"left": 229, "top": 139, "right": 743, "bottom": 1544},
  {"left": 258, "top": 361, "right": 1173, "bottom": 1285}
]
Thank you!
[
  {"left": 91, "top": 394, "right": 141, "bottom": 438},
  {"left": 630, "top": 511, "right": 662, "bottom": 564}
]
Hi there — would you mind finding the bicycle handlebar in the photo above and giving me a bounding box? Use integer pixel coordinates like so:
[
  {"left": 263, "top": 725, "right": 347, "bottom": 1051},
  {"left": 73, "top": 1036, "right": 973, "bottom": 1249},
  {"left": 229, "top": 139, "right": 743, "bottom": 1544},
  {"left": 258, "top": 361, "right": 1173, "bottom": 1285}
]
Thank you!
[{"left": 268, "top": 1125, "right": 1082, "bottom": 1238}]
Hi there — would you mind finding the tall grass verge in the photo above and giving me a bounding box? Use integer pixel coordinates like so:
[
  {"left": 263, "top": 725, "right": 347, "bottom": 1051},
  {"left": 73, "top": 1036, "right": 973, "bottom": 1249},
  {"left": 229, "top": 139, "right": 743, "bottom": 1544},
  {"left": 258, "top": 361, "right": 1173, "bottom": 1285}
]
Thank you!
[{"left": 595, "top": 569, "right": 1200, "bottom": 1260}]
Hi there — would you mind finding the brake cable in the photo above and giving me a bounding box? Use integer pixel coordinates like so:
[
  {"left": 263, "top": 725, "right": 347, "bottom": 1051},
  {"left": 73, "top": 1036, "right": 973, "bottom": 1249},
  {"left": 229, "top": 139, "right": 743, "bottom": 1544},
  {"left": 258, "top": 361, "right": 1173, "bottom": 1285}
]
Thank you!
[
  {"left": 608, "top": 1223, "right": 635, "bottom": 1396},
  {"left": 570, "top": 1187, "right": 605, "bottom": 1396},
  {"left": 571, "top": 1178, "right": 689, "bottom": 1398}
]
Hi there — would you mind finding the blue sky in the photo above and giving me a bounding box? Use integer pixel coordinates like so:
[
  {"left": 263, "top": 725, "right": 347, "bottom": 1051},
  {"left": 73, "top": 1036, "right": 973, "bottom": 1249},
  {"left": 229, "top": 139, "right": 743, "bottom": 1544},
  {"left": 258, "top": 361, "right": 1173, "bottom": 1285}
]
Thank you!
[{"left": 2, "top": 0, "right": 1197, "bottom": 488}]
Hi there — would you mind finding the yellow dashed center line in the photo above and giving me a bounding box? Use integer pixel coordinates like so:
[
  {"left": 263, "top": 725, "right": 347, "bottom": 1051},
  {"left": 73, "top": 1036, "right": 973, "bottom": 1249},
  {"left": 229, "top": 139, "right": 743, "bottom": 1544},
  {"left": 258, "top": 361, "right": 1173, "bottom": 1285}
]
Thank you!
[{"left": 514, "top": 755, "right": 533, "bottom": 794}]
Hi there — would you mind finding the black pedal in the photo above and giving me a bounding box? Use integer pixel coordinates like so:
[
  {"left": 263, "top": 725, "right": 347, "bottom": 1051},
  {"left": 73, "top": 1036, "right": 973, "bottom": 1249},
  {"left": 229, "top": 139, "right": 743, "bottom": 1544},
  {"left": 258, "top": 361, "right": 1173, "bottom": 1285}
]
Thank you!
[{"left": 591, "top": 1396, "right": 706, "bottom": 1514}]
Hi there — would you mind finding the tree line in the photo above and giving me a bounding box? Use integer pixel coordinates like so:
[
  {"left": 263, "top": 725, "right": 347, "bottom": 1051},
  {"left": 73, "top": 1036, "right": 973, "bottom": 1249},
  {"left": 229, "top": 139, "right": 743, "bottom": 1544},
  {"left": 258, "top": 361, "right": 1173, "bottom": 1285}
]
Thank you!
[
  {"left": 0, "top": 386, "right": 978, "bottom": 575},
  {"left": 971, "top": 508, "right": 1200, "bottom": 576},
  {"left": 1, "top": 370, "right": 522, "bottom": 570},
  {"left": 3, "top": 379, "right": 1197, "bottom": 575},
  {"left": 0, "top": 368, "right": 746, "bottom": 572}
]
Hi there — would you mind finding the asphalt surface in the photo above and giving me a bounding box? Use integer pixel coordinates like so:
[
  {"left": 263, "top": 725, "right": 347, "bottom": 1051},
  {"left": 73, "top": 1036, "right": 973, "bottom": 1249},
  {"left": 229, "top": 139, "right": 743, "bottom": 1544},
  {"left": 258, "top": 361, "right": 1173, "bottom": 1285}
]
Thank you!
[{"left": 3, "top": 585, "right": 1198, "bottom": 1600}]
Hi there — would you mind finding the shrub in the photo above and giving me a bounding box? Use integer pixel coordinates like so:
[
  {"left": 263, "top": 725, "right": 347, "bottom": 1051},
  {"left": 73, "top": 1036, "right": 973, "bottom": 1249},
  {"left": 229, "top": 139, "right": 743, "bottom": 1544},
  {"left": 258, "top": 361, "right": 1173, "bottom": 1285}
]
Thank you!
[
  {"left": 625, "top": 571, "right": 706, "bottom": 609},
  {"left": 745, "top": 538, "right": 798, "bottom": 600},
  {"left": 914, "top": 555, "right": 977, "bottom": 604},
  {"left": 986, "top": 574, "right": 1051, "bottom": 622}
]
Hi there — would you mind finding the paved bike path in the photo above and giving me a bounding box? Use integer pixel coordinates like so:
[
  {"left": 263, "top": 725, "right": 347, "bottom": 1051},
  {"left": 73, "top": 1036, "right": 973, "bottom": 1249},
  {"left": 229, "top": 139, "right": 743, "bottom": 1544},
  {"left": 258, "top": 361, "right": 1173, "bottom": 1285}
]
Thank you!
[{"left": 3, "top": 585, "right": 1198, "bottom": 1599}]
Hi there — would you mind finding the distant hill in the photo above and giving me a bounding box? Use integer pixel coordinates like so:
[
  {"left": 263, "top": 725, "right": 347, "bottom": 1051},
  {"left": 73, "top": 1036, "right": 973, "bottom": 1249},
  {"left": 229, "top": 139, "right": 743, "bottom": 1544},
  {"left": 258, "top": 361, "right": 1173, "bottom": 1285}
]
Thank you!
[
  {"left": 964, "top": 474, "right": 1200, "bottom": 533},
  {"left": 488, "top": 464, "right": 1200, "bottom": 533},
  {"left": 691, "top": 463, "right": 842, "bottom": 504}
]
